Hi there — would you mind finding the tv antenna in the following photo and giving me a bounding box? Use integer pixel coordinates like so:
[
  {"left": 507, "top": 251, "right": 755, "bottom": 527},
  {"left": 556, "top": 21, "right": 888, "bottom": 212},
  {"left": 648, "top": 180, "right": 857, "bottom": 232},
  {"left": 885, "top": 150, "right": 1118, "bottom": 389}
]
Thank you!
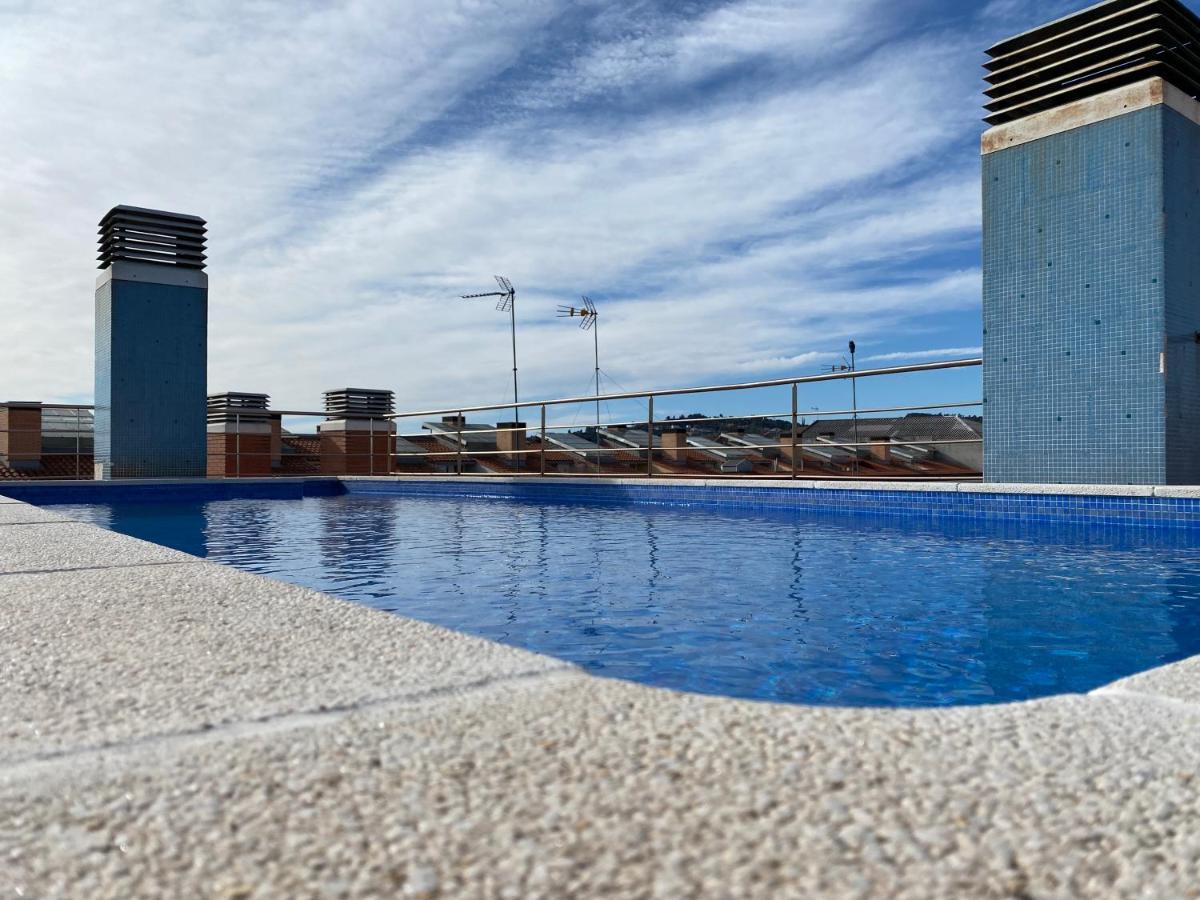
[
  {"left": 462, "top": 275, "right": 519, "bottom": 422},
  {"left": 557, "top": 296, "right": 600, "bottom": 430}
]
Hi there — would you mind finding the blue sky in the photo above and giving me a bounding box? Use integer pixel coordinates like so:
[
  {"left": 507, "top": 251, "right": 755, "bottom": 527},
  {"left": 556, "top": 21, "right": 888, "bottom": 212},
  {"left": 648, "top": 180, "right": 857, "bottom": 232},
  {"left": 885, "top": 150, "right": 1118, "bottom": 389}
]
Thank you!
[{"left": 0, "top": 0, "right": 1144, "bottom": 426}]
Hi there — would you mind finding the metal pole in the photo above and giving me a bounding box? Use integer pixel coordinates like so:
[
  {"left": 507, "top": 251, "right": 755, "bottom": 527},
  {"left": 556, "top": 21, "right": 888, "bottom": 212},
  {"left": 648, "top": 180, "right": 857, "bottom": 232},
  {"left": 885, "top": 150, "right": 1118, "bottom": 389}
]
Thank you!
[
  {"left": 849, "top": 341, "right": 859, "bottom": 475},
  {"left": 235, "top": 412, "right": 241, "bottom": 479},
  {"left": 646, "top": 396, "right": 654, "bottom": 478},
  {"left": 75, "top": 409, "right": 81, "bottom": 479},
  {"left": 790, "top": 383, "right": 798, "bottom": 480},
  {"left": 594, "top": 319, "right": 601, "bottom": 475},
  {"left": 456, "top": 413, "right": 463, "bottom": 476},
  {"left": 539, "top": 404, "right": 546, "bottom": 476},
  {"left": 510, "top": 295, "right": 519, "bottom": 424},
  {"left": 369, "top": 417, "right": 374, "bottom": 476},
  {"left": 594, "top": 319, "right": 601, "bottom": 432}
]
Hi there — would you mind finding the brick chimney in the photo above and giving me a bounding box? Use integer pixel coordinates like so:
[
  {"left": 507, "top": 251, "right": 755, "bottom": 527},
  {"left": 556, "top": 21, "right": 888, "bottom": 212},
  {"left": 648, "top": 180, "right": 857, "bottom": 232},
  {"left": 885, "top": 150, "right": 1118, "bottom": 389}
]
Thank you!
[
  {"left": 662, "top": 427, "right": 688, "bottom": 463},
  {"left": 778, "top": 429, "right": 796, "bottom": 461},
  {"left": 318, "top": 388, "right": 396, "bottom": 475},
  {"left": 870, "top": 436, "right": 892, "bottom": 464},
  {"left": 496, "top": 421, "right": 527, "bottom": 469},
  {"left": 206, "top": 393, "right": 272, "bottom": 477},
  {"left": 0, "top": 402, "right": 42, "bottom": 472}
]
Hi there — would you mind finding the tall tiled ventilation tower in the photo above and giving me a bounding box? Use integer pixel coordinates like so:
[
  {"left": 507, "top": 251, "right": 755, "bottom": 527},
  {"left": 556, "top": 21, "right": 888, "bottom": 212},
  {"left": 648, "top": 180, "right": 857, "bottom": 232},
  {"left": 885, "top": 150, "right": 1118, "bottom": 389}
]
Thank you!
[
  {"left": 94, "top": 205, "right": 208, "bottom": 479},
  {"left": 982, "top": 0, "right": 1200, "bottom": 484}
]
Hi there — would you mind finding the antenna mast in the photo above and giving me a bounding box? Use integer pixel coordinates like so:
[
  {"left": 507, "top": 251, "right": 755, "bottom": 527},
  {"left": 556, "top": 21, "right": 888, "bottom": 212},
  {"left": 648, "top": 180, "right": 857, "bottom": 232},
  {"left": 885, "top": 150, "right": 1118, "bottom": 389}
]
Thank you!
[
  {"left": 462, "top": 275, "right": 519, "bottom": 422},
  {"left": 557, "top": 296, "right": 600, "bottom": 431}
]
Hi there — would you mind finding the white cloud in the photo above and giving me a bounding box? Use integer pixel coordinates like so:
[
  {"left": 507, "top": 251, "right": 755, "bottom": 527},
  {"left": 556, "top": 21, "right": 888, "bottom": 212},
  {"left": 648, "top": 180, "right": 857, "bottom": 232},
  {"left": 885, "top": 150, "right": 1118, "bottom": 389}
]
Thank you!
[
  {"left": 525, "top": 0, "right": 892, "bottom": 105},
  {"left": 0, "top": 0, "right": 988, "bottom": 416},
  {"left": 861, "top": 346, "right": 983, "bottom": 364}
]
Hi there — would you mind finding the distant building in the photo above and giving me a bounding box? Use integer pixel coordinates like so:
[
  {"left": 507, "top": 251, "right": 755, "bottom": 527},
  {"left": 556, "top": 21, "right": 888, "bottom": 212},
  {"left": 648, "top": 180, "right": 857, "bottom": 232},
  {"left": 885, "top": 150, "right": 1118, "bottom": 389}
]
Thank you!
[
  {"left": 0, "top": 403, "right": 93, "bottom": 478},
  {"left": 982, "top": 0, "right": 1200, "bottom": 484}
]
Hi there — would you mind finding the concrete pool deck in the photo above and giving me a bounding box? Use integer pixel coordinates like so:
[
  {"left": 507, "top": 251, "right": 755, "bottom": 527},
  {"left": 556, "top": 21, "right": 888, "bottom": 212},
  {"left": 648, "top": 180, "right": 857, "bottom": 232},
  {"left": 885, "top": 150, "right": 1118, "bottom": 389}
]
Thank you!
[{"left": 2, "top": 487, "right": 1200, "bottom": 897}]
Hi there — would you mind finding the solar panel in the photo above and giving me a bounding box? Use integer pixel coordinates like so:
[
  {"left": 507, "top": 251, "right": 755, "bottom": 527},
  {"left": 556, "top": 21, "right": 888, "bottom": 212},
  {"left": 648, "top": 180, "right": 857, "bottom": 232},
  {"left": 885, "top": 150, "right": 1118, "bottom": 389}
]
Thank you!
[
  {"left": 805, "top": 444, "right": 853, "bottom": 464},
  {"left": 41, "top": 407, "right": 94, "bottom": 436},
  {"left": 422, "top": 421, "right": 497, "bottom": 449},
  {"left": 720, "top": 432, "right": 774, "bottom": 448},
  {"left": 393, "top": 436, "right": 427, "bottom": 460},
  {"left": 687, "top": 436, "right": 752, "bottom": 460},
  {"left": 548, "top": 433, "right": 603, "bottom": 458},
  {"left": 598, "top": 428, "right": 649, "bottom": 448}
]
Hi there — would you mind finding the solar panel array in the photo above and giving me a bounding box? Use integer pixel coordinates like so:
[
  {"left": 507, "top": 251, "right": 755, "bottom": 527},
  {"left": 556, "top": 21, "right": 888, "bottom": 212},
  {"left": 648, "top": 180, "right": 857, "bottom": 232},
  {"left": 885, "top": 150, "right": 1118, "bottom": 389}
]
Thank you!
[
  {"left": 548, "top": 433, "right": 603, "bottom": 456},
  {"left": 687, "top": 436, "right": 752, "bottom": 460},
  {"left": 393, "top": 436, "right": 427, "bottom": 459},
  {"left": 598, "top": 428, "right": 650, "bottom": 448},
  {"left": 422, "top": 421, "right": 497, "bottom": 449},
  {"left": 720, "top": 432, "right": 777, "bottom": 449}
]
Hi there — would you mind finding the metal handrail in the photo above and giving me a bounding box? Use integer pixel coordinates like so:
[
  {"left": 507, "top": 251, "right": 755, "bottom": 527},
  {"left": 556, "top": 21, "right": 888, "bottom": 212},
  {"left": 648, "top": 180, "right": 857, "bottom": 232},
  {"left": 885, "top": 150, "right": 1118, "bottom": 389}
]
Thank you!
[
  {"left": 387, "top": 401, "right": 982, "bottom": 439},
  {"left": 387, "top": 357, "right": 982, "bottom": 419},
  {"left": 385, "top": 437, "right": 985, "bottom": 462}
]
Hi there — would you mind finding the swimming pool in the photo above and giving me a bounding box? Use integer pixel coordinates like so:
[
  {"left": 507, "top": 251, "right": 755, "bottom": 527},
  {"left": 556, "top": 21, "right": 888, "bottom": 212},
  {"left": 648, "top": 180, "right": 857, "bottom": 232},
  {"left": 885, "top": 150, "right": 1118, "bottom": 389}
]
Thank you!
[{"left": 53, "top": 491, "right": 1200, "bottom": 707}]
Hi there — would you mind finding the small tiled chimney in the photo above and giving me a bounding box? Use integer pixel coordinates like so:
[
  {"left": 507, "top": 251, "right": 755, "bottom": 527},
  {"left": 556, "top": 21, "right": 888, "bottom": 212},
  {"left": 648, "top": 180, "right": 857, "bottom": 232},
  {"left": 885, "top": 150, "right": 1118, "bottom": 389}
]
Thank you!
[
  {"left": 496, "top": 421, "right": 527, "bottom": 468},
  {"left": 662, "top": 427, "right": 688, "bottom": 463},
  {"left": 778, "top": 430, "right": 796, "bottom": 461},
  {"left": 870, "top": 436, "right": 892, "bottom": 464}
]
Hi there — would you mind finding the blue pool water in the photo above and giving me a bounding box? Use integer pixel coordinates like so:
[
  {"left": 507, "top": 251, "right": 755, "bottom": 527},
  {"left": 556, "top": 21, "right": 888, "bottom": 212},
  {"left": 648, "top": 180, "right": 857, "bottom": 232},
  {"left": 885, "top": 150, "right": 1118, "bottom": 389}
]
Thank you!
[{"left": 56, "top": 493, "right": 1200, "bottom": 707}]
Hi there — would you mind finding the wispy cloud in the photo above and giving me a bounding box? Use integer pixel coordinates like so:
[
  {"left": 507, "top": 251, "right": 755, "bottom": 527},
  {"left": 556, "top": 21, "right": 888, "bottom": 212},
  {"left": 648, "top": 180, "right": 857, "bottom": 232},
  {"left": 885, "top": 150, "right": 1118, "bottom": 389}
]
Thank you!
[
  {"left": 0, "top": 0, "right": 1063, "bottom": 411},
  {"left": 861, "top": 347, "right": 983, "bottom": 364}
]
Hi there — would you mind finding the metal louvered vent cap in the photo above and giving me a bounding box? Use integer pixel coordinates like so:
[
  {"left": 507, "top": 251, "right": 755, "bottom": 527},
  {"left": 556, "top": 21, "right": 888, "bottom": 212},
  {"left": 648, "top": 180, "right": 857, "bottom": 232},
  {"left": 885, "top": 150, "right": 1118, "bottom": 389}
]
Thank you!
[
  {"left": 984, "top": 0, "right": 1200, "bottom": 126},
  {"left": 207, "top": 392, "right": 271, "bottom": 423},
  {"left": 323, "top": 388, "right": 395, "bottom": 419},
  {"left": 98, "top": 205, "right": 207, "bottom": 270}
]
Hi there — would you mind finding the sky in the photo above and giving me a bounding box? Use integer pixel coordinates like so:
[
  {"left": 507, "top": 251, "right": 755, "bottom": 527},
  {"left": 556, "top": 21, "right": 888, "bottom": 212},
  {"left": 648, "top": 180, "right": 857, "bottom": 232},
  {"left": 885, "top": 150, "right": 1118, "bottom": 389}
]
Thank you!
[{"left": 0, "top": 0, "right": 1105, "bottom": 427}]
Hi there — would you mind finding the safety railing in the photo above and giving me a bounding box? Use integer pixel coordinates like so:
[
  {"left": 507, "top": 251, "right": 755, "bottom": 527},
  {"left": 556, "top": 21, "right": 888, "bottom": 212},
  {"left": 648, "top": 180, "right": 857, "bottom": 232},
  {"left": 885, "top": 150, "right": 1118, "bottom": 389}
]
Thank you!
[
  {"left": 380, "top": 357, "right": 983, "bottom": 480},
  {"left": 0, "top": 357, "right": 984, "bottom": 481}
]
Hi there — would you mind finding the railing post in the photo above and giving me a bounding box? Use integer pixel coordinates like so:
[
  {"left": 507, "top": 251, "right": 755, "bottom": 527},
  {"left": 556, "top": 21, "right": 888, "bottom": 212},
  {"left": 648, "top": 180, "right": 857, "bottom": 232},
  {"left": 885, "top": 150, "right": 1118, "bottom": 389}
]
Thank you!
[
  {"left": 456, "top": 413, "right": 463, "bottom": 476},
  {"left": 369, "top": 417, "right": 374, "bottom": 476},
  {"left": 539, "top": 404, "right": 546, "bottom": 476},
  {"left": 235, "top": 411, "right": 241, "bottom": 479},
  {"left": 851, "top": 371, "right": 860, "bottom": 475},
  {"left": 75, "top": 409, "right": 82, "bottom": 479},
  {"left": 791, "top": 382, "right": 798, "bottom": 479},
  {"left": 646, "top": 396, "right": 654, "bottom": 478}
]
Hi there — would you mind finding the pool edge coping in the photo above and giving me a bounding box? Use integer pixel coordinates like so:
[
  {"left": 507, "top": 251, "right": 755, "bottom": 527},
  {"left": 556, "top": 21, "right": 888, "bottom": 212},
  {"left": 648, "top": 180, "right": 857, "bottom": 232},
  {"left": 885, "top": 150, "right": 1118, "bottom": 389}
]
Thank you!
[{"left": 3, "top": 474, "right": 1199, "bottom": 498}]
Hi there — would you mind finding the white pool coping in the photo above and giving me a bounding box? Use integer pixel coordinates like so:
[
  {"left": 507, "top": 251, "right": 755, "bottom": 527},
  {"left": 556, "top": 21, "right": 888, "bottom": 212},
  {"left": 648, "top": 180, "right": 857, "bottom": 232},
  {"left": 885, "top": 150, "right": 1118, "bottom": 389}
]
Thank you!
[
  {"left": 343, "top": 474, "right": 1200, "bottom": 497},
  {"left": 7, "top": 473, "right": 1200, "bottom": 498},
  {"left": 2, "top": 487, "right": 1200, "bottom": 895}
]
